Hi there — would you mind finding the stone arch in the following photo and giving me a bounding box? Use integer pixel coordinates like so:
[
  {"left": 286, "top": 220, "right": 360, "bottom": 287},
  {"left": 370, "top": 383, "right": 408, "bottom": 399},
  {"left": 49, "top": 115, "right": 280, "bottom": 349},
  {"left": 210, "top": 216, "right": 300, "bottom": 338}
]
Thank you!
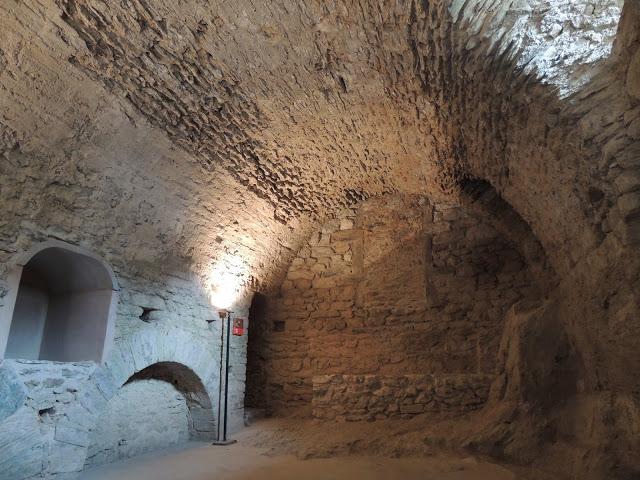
[
  {"left": 457, "top": 177, "right": 557, "bottom": 293},
  {"left": 54, "top": 325, "right": 220, "bottom": 474},
  {"left": 8, "top": 240, "right": 119, "bottom": 288},
  {"left": 0, "top": 240, "right": 119, "bottom": 362},
  {"left": 84, "top": 361, "right": 215, "bottom": 468},
  {"left": 101, "top": 326, "right": 219, "bottom": 390},
  {"left": 125, "top": 362, "right": 215, "bottom": 440}
]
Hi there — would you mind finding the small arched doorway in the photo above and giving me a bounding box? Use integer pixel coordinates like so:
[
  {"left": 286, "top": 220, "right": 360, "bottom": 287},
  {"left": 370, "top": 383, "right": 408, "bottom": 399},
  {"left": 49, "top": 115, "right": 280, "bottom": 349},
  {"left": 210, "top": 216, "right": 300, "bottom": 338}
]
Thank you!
[
  {"left": 0, "top": 241, "right": 118, "bottom": 362},
  {"left": 244, "top": 293, "right": 269, "bottom": 413}
]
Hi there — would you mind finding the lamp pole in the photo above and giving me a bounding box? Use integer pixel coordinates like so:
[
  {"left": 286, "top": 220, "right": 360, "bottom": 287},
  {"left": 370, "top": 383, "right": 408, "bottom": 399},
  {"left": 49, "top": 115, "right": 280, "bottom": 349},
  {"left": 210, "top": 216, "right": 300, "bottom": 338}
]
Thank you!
[{"left": 213, "top": 309, "right": 237, "bottom": 446}]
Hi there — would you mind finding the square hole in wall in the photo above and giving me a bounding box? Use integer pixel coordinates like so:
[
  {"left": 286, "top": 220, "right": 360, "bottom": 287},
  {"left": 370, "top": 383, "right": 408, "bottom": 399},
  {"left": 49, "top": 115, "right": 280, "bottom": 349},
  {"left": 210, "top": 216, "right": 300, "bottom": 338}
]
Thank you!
[
  {"left": 273, "top": 321, "right": 285, "bottom": 332},
  {"left": 139, "top": 307, "right": 159, "bottom": 322}
]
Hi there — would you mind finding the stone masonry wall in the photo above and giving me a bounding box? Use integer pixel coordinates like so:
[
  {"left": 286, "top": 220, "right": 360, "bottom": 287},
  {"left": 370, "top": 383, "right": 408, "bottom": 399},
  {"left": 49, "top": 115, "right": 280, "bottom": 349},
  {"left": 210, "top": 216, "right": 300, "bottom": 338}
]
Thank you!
[
  {"left": 0, "top": 2, "right": 635, "bottom": 478},
  {"left": 251, "top": 195, "right": 536, "bottom": 413},
  {"left": 0, "top": 277, "right": 248, "bottom": 480},
  {"left": 0, "top": 114, "right": 253, "bottom": 479},
  {"left": 312, "top": 374, "right": 494, "bottom": 421}
]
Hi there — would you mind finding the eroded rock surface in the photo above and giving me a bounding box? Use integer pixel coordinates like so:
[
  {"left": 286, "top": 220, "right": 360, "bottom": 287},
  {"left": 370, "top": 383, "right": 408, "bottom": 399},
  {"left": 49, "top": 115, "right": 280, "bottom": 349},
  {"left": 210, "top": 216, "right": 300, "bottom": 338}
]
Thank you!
[{"left": 0, "top": 1, "right": 638, "bottom": 479}]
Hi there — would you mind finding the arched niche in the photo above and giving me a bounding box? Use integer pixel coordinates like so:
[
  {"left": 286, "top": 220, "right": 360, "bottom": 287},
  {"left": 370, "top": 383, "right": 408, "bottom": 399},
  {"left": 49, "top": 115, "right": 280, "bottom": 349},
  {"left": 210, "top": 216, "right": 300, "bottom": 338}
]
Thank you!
[
  {"left": 245, "top": 292, "right": 269, "bottom": 411},
  {"left": 0, "top": 240, "right": 119, "bottom": 362},
  {"left": 458, "top": 177, "right": 557, "bottom": 293},
  {"left": 125, "top": 361, "right": 216, "bottom": 440}
]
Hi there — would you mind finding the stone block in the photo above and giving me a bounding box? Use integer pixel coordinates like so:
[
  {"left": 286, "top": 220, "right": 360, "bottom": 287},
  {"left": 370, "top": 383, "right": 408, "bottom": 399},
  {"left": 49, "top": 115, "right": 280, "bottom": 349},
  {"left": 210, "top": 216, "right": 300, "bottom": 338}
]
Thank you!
[
  {"left": 48, "top": 440, "right": 89, "bottom": 474},
  {"left": 0, "top": 408, "right": 45, "bottom": 479},
  {"left": 0, "top": 366, "right": 27, "bottom": 422},
  {"left": 288, "top": 268, "right": 315, "bottom": 280},
  {"left": 311, "top": 246, "right": 333, "bottom": 258},
  {"left": 627, "top": 48, "right": 640, "bottom": 101},
  {"left": 339, "top": 218, "right": 355, "bottom": 230},
  {"left": 55, "top": 425, "right": 91, "bottom": 447},
  {"left": 312, "top": 277, "right": 337, "bottom": 289},
  {"left": 618, "top": 191, "right": 640, "bottom": 216},
  {"left": 332, "top": 241, "right": 351, "bottom": 254},
  {"left": 59, "top": 403, "right": 94, "bottom": 430},
  {"left": 77, "top": 383, "right": 108, "bottom": 416},
  {"left": 331, "top": 230, "right": 362, "bottom": 242},
  {"left": 400, "top": 403, "right": 424, "bottom": 415},
  {"left": 91, "top": 368, "right": 118, "bottom": 401},
  {"left": 614, "top": 169, "right": 640, "bottom": 194}
]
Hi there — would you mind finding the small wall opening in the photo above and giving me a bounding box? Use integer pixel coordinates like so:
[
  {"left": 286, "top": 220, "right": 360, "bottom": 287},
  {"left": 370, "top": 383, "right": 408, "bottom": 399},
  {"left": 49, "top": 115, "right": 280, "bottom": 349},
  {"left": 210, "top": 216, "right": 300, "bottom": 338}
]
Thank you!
[
  {"left": 3, "top": 245, "right": 117, "bottom": 362},
  {"left": 138, "top": 307, "right": 159, "bottom": 322}
]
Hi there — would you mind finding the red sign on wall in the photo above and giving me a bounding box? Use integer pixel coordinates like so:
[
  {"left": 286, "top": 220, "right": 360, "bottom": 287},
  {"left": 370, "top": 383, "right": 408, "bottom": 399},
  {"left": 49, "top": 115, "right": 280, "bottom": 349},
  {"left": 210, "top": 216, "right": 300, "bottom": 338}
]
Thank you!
[{"left": 232, "top": 318, "right": 245, "bottom": 336}]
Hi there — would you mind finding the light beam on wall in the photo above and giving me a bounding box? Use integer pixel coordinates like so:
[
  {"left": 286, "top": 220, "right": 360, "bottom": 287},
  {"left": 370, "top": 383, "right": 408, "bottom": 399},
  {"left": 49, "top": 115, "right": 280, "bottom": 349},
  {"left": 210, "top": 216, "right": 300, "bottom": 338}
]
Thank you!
[
  {"left": 451, "top": 0, "right": 623, "bottom": 97},
  {"left": 207, "top": 256, "right": 247, "bottom": 310}
]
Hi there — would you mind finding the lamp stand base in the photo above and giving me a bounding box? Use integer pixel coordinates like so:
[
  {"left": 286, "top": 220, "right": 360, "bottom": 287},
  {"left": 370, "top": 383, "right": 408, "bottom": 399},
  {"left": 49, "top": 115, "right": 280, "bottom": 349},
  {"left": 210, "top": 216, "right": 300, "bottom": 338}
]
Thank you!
[{"left": 212, "top": 439, "right": 237, "bottom": 446}]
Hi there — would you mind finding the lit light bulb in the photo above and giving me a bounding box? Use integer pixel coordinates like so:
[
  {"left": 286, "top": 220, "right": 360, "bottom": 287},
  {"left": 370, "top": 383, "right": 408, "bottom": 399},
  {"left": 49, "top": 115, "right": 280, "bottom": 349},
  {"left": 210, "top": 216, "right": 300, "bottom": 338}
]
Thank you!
[
  {"left": 209, "top": 282, "right": 237, "bottom": 310},
  {"left": 207, "top": 256, "right": 247, "bottom": 310}
]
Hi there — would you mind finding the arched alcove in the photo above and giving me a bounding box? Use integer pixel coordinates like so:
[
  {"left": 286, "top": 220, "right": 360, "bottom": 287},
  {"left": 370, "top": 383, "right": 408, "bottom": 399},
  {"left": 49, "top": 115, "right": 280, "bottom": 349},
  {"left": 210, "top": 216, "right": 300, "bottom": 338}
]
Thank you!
[
  {"left": 0, "top": 241, "right": 118, "bottom": 362},
  {"left": 458, "top": 177, "right": 556, "bottom": 293},
  {"left": 84, "top": 362, "right": 216, "bottom": 468},
  {"left": 245, "top": 292, "right": 268, "bottom": 412},
  {"left": 126, "top": 362, "right": 216, "bottom": 440}
]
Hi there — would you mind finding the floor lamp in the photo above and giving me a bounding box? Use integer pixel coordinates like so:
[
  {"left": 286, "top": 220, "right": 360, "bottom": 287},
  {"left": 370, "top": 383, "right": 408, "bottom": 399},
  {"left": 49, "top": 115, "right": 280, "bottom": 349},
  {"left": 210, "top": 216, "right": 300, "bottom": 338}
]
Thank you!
[{"left": 212, "top": 309, "right": 237, "bottom": 446}]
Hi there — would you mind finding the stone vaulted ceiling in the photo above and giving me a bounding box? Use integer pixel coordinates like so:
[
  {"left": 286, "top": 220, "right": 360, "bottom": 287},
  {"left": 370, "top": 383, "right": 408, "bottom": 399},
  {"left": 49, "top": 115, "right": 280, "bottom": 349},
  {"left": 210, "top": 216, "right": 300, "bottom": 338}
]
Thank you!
[{"left": 0, "top": 0, "right": 635, "bottom": 299}]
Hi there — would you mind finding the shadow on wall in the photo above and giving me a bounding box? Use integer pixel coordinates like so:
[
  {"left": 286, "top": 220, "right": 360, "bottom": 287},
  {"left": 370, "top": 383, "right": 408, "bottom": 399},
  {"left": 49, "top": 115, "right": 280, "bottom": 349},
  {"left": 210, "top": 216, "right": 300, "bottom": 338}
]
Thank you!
[
  {"left": 458, "top": 178, "right": 557, "bottom": 292},
  {"left": 258, "top": 194, "right": 542, "bottom": 413},
  {"left": 84, "top": 362, "right": 216, "bottom": 469},
  {"left": 245, "top": 293, "right": 268, "bottom": 411}
]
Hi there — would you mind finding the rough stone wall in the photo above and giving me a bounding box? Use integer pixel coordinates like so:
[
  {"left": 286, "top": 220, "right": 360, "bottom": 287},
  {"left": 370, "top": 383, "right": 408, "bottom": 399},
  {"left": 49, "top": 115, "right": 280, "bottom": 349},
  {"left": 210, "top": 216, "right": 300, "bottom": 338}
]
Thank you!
[
  {"left": 445, "top": 6, "right": 640, "bottom": 476},
  {"left": 457, "top": 0, "right": 624, "bottom": 96},
  {"left": 0, "top": 0, "right": 623, "bottom": 289},
  {"left": 312, "top": 374, "right": 494, "bottom": 421},
  {"left": 0, "top": 360, "right": 96, "bottom": 479},
  {"left": 0, "top": 318, "right": 244, "bottom": 479},
  {"left": 0, "top": 253, "right": 251, "bottom": 480},
  {"left": 0, "top": 0, "right": 637, "bottom": 478},
  {"left": 0, "top": 17, "right": 254, "bottom": 471},
  {"left": 84, "top": 379, "right": 189, "bottom": 468},
  {"left": 403, "top": 8, "right": 640, "bottom": 474},
  {"left": 252, "top": 195, "right": 535, "bottom": 413}
]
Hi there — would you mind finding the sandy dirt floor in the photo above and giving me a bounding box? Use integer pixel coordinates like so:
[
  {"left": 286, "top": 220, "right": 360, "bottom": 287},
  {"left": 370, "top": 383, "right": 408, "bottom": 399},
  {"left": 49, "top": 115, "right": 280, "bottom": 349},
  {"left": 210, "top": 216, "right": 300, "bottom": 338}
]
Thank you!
[
  {"left": 79, "top": 441, "right": 517, "bottom": 480},
  {"left": 78, "top": 416, "right": 571, "bottom": 480},
  {"left": 78, "top": 418, "right": 528, "bottom": 480}
]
